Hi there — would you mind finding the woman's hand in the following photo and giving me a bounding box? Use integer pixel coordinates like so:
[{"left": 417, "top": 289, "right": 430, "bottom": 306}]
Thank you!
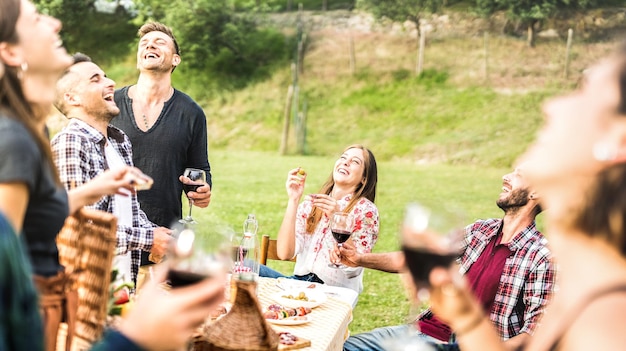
[
  {"left": 285, "top": 167, "right": 306, "bottom": 200},
  {"left": 310, "top": 193, "right": 339, "bottom": 218}
]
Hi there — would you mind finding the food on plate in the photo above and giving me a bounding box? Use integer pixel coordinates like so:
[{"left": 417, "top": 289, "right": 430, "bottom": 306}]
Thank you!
[
  {"left": 281, "top": 291, "right": 315, "bottom": 302},
  {"left": 278, "top": 332, "right": 299, "bottom": 346},
  {"left": 209, "top": 303, "right": 229, "bottom": 320},
  {"left": 263, "top": 304, "right": 311, "bottom": 320}
]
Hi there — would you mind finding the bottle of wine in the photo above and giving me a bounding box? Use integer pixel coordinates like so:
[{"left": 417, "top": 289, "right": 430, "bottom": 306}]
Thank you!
[{"left": 233, "top": 214, "right": 259, "bottom": 282}]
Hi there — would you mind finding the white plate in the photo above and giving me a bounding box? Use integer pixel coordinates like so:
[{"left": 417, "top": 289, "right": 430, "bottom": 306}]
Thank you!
[
  {"left": 276, "top": 277, "right": 324, "bottom": 291},
  {"left": 266, "top": 315, "right": 312, "bottom": 326},
  {"left": 271, "top": 288, "right": 328, "bottom": 309}
]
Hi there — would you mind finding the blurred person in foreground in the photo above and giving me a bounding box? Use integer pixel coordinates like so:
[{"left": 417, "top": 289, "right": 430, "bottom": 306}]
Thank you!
[
  {"left": 428, "top": 42, "right": 626, "bottom": 351},
  {"left": 111, "top": 22, "right": 212, "bottom": 281},
  {"left": 0, "top": 0, "right": 225, "bottom": 349},
  {"left": 52, "top": 53, "right": 172, "bottom": 289},
  {"left": 338, "top": 168, "right": 556, "bottom": 350},
  {"left": 260, "top": 144, "right": 380, "bottom": 295}
]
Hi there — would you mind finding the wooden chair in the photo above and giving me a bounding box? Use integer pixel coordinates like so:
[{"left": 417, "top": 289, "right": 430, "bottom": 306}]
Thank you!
[{"left": 259, "top": 234, "right": 296, "bottom": 265}]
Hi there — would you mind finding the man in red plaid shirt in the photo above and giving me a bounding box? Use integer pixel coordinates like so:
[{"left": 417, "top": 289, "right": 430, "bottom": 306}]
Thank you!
[{"left": 339, "top": 166, "right": 557, "bottom": 351}]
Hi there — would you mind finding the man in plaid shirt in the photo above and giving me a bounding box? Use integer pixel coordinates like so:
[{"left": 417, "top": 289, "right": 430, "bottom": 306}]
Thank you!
[
  {"left": 340, "top": 167, "right": 557, "bottom": 351},
  {"left": 51, "top": 53, "right": 171, "bottom": 288}
]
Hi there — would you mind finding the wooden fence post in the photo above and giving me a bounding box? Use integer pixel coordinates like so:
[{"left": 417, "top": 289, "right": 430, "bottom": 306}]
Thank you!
[
  {"left": 483, "top": 31, "right": 489, "bottom": 82},
  {"left": 416, "top": 30, "right": 426, "bottom": 76},
  {"left": 280, "top": 85, "right": 294, "bottom": 155},
  {"left": 349, "top": 35, "right": 356, "bottom": 75},
  {"left": 564, "top": 28, "right": 574, "bottom": 79}
]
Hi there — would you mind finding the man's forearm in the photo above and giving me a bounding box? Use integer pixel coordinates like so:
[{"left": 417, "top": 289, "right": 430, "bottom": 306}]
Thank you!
[{"left": 357, "top": 251, "right": 405, "bottom": 273}]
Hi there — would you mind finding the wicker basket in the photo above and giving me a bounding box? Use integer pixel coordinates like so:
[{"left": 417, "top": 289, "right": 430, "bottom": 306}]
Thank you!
[
  {"left": 56, "top": 208, "right": 118, "bottom": 348},
  {"left": 194, "top": 279, "right": 279, "bottom": 351}
]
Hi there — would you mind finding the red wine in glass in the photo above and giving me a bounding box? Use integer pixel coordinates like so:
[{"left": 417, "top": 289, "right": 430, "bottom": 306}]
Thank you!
[
  {"left": 167, "top": 269, "right": 208, "bottom": 288},
  {"left": 332, "top": 229, "right": 352, "bottom": 245},
  {"left": 180, "top": 168, "right": 206, "bottom": 224},
  {"left": 183, "top": 184, "right": 201, "bottom": 195},
  {"left": 402, "top": 246, "right": 460, "bottom": 288},
  {"left": 329, "top": 212, "right": 354, "bottom": 268}
]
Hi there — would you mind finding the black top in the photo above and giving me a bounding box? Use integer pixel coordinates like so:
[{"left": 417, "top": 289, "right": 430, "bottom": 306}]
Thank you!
[
  {"left": 0, "top": 113, "right": 68, "bottom": 277},
  {"left": 112, "top": 86, "right": 212, "bottom": 228}
]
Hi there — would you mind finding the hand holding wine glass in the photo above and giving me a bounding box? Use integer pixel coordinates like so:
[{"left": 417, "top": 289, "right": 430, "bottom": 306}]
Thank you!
[
  {"left": 166, "top": 225, "right": 231, "bottom": 288},
  {"left": 401, "top": 202, "right": 466, "bottom": 303},
  {"left": 328, "top": 212, "right": 354, "bottom": 268},
  {"left": 180, "top": 168, "right": 206, "bottom": 224}
]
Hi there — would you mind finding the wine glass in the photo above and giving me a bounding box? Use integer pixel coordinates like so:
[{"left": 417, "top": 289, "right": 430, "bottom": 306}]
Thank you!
[
  {"left": 381, "top": 202, "right": 465, "bottom": 351},
  {"left": 180, "top": 168, "right": 206, "bottom": 224},
  {"left": 166, "top": 224, "right": 232, "bottom": 289},
  {"left": 328, "top": 212, "right": 354, "bottom": 268},
  {"left": 401, "top": 201, "right": 465, "bottom": 303}
]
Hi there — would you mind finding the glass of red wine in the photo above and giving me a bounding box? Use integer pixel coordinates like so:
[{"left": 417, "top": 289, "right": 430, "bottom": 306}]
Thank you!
[
  {"left": 180, "top": 168, "right": 206, "bottom": 225},
  {"left": 166, "top": 224, "right": 231, "bottom": 289},
  {"left": 328, "top": 212, "right": 354, "bottom": 268},
  {"left": 401, "top": 202, "right": 465, "bottom": 304}
]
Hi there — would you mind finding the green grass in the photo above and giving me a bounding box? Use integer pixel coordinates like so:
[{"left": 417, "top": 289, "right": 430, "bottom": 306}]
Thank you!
[{"left": 188, "top": 150, "right": 508, "bottom": 333}]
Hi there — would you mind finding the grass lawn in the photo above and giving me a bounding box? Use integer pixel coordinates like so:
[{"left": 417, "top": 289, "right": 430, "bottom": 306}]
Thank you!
[{"left": 190, "top": 150, "right": 510, "bottom": 333}]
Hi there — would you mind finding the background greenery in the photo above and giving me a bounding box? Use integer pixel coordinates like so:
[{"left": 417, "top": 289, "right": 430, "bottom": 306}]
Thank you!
[{"left": 39, "top": 0, "right": 624, "bottom": 335}]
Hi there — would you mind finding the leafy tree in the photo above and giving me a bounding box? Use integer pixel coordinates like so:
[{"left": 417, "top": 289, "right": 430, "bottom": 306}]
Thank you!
[
  {"left": 476, "top": 0, "right": 598, "bottom": 47},
  {"left": 34, "top": 0, "right": 137, "bottom": 64},
  {"left": 357, "top": 0, "right": 443, "bottom": 39},
  {"left": 133, "top": 0, "right": 291, "bottom": 89}
]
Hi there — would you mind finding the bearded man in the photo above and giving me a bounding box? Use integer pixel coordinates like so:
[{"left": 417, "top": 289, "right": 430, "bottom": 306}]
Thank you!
[{"left": 338, "top": 166, "right": 557, "bottom": 351}]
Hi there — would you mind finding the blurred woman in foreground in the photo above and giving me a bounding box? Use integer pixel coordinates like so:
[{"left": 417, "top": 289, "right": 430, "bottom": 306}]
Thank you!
[
  {"left": 428, "top": 42, "right": 626, "bottom": 351},
  {"left": 0, "top": 0, "right": 224, "bottom": 349}
]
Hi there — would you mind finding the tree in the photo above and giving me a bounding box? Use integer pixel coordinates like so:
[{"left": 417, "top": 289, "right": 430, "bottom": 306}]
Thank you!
[
  {"left": 358, "top": 0, "right": 443, "bottom": 39},
  {"left": 134, "top": 0, "right": 291, "bottom": 89},
  {"left": 34, "top": 0, "right": 137, "bottom": 64},
  {"left": 476, "top": 0, "right": 598, "bottom": 47}
]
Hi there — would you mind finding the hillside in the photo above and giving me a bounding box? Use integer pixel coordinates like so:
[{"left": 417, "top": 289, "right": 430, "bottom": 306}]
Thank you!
[
  {"left": 48, "top": 8, "right": 624, "bottom": 168},
  {"left": 197, "top": 8, "right": 622, "bottom": 168}
]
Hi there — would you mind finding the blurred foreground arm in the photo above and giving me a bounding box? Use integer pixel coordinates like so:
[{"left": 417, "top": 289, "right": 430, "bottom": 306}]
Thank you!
[
  {"left": 92, "top": 267, "right": 225, "bottom": 351},
  {"left": 428, "top": 267, "right": 506, "bottom": 351}
]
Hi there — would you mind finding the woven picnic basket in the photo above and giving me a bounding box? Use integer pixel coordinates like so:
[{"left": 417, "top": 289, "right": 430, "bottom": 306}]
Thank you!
[
  {"left": 193, "top": 279, "right": 279, "bottom": 351},
  {"left": 55, "top": 208, "right": 118, "bottom": 350}
]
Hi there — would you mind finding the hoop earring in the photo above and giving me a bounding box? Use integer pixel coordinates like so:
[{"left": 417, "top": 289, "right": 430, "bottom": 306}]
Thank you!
[{"left": 592, "top": 141, "right": 617, "bottom": 162}]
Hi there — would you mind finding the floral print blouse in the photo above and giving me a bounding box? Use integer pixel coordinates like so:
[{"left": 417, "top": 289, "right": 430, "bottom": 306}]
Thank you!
[{"left": 292, "top": 193, "right": 379, "bottom": 293}]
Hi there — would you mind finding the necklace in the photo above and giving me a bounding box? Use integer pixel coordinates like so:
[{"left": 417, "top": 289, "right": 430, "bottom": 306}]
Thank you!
[
  {"left": 142, "top": 114, "right": 150, "bottom": 130},
  {"left": 135, "top": 86, "right": 174, "bottom": 130}
]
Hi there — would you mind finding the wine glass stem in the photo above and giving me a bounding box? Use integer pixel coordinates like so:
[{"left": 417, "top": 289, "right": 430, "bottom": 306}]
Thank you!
[{"left": 187, "top": 198, "right": 193, "bottom": 220}]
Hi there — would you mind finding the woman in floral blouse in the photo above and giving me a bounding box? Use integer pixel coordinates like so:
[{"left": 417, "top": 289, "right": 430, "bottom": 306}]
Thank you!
[{"left": 261, "top": 144, "right": 379, "bottom": 294}]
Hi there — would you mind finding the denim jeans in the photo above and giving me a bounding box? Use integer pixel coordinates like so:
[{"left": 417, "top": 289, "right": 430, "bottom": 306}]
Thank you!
[
  {"left": 343, "top": 324, "right": 459, "bottom": 351},
  {"left": 258, "top": 264, "right": 325, "bottom": 284}
]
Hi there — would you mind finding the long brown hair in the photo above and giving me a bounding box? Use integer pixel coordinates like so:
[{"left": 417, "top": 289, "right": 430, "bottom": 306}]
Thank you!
[
  {"left": 574, "top": 42, "right": 626, "bottom": 256},
  {"left": 305, "top": 144, "right": 378, "bottom": 233},
  {"left": 0, "top": 0, "right": 59, "bottom": 183}
]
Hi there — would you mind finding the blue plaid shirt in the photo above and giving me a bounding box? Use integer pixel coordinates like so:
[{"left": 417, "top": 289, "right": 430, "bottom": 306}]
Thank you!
[{"left": 51, "top": 119, "right": 157, "bottom": 285}]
